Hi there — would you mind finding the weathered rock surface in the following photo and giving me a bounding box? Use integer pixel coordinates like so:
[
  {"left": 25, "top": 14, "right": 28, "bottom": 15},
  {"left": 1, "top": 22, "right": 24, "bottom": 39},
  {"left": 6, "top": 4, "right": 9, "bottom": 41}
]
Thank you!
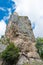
[
  {"left": 5, "top": 12, "right": 42, "bottom": 65},
  {"left": 0, "top": 44, "right": 7, "bottom": 53},
  {"left": 16, "top": 55, "right": 43, "bottom": 65},
  {"left": 5, "top": 12, "right": 35, "bottom": 42}
]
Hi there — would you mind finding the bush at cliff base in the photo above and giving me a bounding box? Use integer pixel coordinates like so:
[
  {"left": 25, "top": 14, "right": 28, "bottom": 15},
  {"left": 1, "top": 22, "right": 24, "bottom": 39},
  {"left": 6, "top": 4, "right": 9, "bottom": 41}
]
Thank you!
[
  {"left": 1, "top": 43, "right": 20, "bottom": 65},
  {"left": 36, "top": 37, "right": 43, "bottom": 59}
]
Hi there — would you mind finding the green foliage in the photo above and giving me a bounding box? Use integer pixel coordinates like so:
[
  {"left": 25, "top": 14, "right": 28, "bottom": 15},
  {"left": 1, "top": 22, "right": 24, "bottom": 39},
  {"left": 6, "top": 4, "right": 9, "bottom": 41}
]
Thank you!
[
  {"left": 1, "top": 35, "right": 4, "bottom": 38},
  {"left": 36, "top": 37, "right": 43, "bottom": 59},
  {"left": 23, "top": 62, "right": 30, "bottom": 65},
  {"left": 0, "top": 37, "right": 10, "bottom": 44},
  {"left": 1, "top": 43, "right": 20, "bottom": 65},
  {"left": 23, "top": 61, "right": 43, "bottom": 65},
  {"left": 6, "top": 37, "right": 10, "bottom": 44}
]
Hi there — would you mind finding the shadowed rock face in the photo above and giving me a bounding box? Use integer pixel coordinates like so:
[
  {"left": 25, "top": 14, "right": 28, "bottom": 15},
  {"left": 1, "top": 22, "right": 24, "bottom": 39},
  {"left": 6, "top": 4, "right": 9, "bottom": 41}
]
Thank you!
[{"left": 5, "top": 12, "right": 40, "bottom": 59}]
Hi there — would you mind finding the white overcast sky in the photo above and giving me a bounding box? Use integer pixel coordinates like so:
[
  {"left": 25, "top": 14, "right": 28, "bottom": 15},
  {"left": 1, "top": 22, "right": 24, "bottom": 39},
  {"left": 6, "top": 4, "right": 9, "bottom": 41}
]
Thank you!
[
  {"left": 0, "top": 0, "right": 43, "bottom": 38},
  {"left": 0, "top": 20, "right": 6, "bottom": 38}
]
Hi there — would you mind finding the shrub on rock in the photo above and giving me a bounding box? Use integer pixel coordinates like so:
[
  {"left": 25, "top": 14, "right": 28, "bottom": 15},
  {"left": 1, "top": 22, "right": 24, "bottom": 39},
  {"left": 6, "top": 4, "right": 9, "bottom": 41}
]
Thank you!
[{"left": 1, "top": 43, "right": 20, "bottom": 65}]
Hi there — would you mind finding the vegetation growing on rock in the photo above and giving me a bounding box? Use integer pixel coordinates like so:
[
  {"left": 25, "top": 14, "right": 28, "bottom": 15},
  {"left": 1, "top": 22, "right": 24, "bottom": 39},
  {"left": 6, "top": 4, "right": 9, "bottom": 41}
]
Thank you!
[
  {"left": 0, "top": 37, "right": 10, "bottom": 44},
  {"left": 23, "top": 60, "right": 43, "bottom": 65},
  {"left": 1, "top": 43, "right": 20, "bottom": 65}
]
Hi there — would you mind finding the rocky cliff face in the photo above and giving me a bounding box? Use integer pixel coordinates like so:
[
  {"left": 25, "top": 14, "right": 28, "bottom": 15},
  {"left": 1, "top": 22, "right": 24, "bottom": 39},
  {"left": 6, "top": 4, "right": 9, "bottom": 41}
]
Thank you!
[
  {"left": 5, "top": 12, "right": 35, "bottom": 42},
  {"left": 5, "top": 12, "right": 41, "bottom": 65},
  {"left": 5, "top": 12, "right": 36, "bottom": 51}
]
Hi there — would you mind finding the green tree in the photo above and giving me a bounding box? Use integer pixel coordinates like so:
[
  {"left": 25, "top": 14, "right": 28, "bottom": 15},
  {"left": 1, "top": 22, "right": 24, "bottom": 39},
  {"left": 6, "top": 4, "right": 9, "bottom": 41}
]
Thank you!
[
  {"left": 36, "top": 37, "right": 43, "bottom": 59},
  {"left": 1, "top": 43, "right": 20, "bottom": 65}
]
